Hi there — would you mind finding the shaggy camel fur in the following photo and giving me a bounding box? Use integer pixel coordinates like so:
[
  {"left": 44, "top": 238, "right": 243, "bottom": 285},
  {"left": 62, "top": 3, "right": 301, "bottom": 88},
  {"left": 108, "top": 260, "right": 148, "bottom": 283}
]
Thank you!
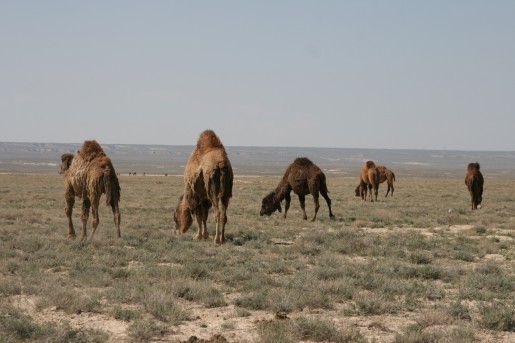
[
  {"left": 358, "top": 160, "right": 380, "bottom": 202},
  {"left": 465, "top": 162, "right": 484, "bottom": 210},
  {"left": 174, "top": 130, "right": 233, "bottom": 244},
  {"left": 60, "top": 140, "right": 121, "bottom": 240},
  {"left": 355, "top": 165, "right": 396, "bottom": 198},
  {"left": 260, "top": 157, "right": 335, "bottom": 221}
]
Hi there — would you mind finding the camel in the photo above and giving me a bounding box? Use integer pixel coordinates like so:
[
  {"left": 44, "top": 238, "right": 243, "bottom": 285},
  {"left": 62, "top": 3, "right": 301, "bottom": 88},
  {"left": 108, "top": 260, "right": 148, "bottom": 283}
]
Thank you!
[
  {"left": 355, "top": 165, "right": 396, "bottom": 198},
  {"left": 174, "top": 130, "right": 233, "bottom": 244},
  {"left": 59, "top": 140, "right": 121, "bottom": 240},
  {"left": 357, "top": 160, "right": 380, "bottom": 202},
  {"left": 260, "top": 157, "right": 335, "bottom": 221},
  {"left": 465, "top": 162, "right": 484, "bottom": 210}
]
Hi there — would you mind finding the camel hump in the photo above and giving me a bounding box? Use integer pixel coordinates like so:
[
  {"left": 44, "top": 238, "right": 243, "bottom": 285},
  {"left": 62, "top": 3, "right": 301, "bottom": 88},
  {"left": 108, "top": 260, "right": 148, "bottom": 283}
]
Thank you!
[
  {"left": 79, "top": 140, "right": 106, "bottom": 162},
  {"left": 293, "top": 157, "right": 314, "bottom": 167},
  {"left": 468, "top": 162, "right": 480, "bottom": 171},
  {"left": 366, "top": 160, "right": 376, "bottom": 169},
  {"left": 195, "top": 130, "right": 224, "bottom": 154}
]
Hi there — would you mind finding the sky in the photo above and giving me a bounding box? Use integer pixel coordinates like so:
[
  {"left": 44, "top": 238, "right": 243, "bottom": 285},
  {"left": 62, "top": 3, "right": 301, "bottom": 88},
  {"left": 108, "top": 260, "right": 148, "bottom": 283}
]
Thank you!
[{"left": 1, "top": 1, "right": 514, "bottom": 150}]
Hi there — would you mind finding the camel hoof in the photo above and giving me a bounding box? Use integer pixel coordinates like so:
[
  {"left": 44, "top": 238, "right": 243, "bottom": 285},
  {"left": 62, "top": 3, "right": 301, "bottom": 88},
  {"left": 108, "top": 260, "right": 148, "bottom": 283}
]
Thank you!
[
  {"left": 330, "top": 215, "right": 336, "bottom": 221},
  {"left": 194, "top": 234, "right": 203, "bottom": 240},
  {"left": 67, "top": 234, "right": 76, "bottom": 240},
  {"left": 214, "top": 235, "right": 225, "bottom": 244}
]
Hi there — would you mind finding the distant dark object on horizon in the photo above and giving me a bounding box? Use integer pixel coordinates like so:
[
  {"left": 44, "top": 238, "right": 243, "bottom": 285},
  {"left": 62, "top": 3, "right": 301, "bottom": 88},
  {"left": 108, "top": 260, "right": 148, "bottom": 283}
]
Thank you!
[{"left": 465, "top": 162, "right": 483, "bottom": 210}]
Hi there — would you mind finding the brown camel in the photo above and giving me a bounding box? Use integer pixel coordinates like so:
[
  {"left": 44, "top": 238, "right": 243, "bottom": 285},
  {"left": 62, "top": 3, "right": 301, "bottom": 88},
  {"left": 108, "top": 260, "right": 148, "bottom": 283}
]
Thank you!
[
  {"left": 174, "top": 130, "right": 233, "bottom": 244},
  {"left": 59, "top": 140, "right": 121, "bottom": 240},
  {"left": 465, "top": 162, "right": 484, "bottom": 210},
  {"left": 260, "top": 157, "right": 335, "bottom": 221},
  {"left": 355, "top": 165, "right": 396, "bottom": 198},
  {"left": 358, "top": 160, "right": 380, "bottom": 202}
]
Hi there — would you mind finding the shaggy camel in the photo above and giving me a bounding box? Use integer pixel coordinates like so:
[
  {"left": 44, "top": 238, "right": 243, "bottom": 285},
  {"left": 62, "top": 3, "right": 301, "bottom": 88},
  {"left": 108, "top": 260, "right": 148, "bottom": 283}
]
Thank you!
[
  {"left": 358, "top": 160, "right": 380, "bottom": 202},
  {"left": 174, "top": 130, "right": 233, "bottom": 244},
  {"left": 465, "top": 162, "right": 484, "bottom": 210},
  {"left": 260, "top": 157, "right": 335, "bottom": 221},
  {"left": 355, "top": 165, "right": 396, "bottom": 198},
  {"left": 59, "top": 140, "right": 121, "bottom": 240}
]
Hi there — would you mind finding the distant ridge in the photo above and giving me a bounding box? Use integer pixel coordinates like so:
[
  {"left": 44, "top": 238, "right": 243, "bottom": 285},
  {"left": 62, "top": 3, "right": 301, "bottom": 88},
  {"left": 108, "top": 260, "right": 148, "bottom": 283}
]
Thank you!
[{"left": 1, "top": 142, "right": 515, "bottom": 177}]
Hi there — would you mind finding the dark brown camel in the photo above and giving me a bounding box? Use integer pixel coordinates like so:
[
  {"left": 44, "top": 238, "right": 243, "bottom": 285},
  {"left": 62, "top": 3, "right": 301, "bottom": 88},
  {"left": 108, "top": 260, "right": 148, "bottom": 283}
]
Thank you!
[
  {"left": 465, "top": 162, "right": 484, "bottom": 210},
  {"left": 355, "top": 165, "right": 396, "bottom": 198},
  {"left": 260, "top": 157, "right": 335, "bottom": 221},
  {"left": 174, "top": 130, "right": 233, "bottom": 244},
  {"left": 358, "top": 160, "right": 380, "bottom": 202},
  {"left": 59, "top": 140, "right": 121, "bottom": 240}
]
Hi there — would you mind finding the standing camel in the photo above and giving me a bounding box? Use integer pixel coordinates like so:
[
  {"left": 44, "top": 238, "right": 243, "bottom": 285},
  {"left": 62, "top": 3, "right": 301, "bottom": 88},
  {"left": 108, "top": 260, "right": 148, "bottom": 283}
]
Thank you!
[
  {"left": 358, "top": 160, "right": 380, "bottom": 202},
  {"left": 260, "top": 157, "right": 335, "bottom": 221},
  {"left": 377, "top": 165, "right": 396, "bottom": 197},
  {"left": 356, "top": 165, "right": 396, "bottom": 198},
  {"left": 174, "top": 130, "right": 233, "bottom": 244},
  {"left": 465, "top": 162, "right": 484, "bottom": 210},
  {"left": 59, "top": 140, "right": 121, "bottom": 240}
]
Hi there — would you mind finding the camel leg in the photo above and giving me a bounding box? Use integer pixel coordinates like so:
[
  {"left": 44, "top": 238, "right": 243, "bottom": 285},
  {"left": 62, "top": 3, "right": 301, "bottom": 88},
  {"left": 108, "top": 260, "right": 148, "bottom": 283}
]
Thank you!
[
  {"left": 311, "top": 193, "right": 320, "bottom": 222},
  {"left": 65, "top": 192, "right": 76, "bottom": 239},
  {"left": 194, "top": 203, "right": 209, "bottom": 240},
  {"left": 194, "top": 210, "right": 204, "bottom": 240},
  {"left": 79, "top": 198, "right": 91, "bottom": 240},
  {"left": 283, "top": 192, "right": 291, "bottom": 219},
  {"left": 217, "top": 197, "right": 229, "bottom": 244},
  {"left": 89, "top": 197, "right": 100, "bottom": 240},
  {"left": 374, "top": 185, "right": 379, "bottom": 202},
  {"left": 320, "top": 189, "right": 335, "bottom": 220},
  {"left": 212, "top": 200, "right": 223, "bottom": 244},
  {"left": 202, "top": 205, "right": 209, "bottom": 239},
  {"left": 368, "top": 185, "right": 373, "bottom": 202},
  {"left": 390, "top": 182, "right": 394, "bottom": 197},
  {"left": 298, "top": 194, "right": 308, "bottom": 220}
]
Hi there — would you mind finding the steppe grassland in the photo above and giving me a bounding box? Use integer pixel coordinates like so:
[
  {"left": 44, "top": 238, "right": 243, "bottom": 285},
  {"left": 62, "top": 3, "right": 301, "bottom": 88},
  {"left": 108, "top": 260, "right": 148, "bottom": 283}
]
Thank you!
[{"left": 0, "top": 172, "right": 514, "bottom": 343}]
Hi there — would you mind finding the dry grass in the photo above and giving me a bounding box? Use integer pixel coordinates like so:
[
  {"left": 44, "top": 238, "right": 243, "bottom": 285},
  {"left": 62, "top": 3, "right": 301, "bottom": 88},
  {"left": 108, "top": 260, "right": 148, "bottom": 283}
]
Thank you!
[{"left": 0, "top": 172, "right": 514, "bottom": 342}]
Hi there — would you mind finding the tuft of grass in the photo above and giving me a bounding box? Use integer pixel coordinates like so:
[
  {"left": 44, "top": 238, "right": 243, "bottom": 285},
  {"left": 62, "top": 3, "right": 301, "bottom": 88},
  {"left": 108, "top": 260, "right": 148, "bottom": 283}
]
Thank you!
[
  {"left": 0, "top": 311, "right": 108, "bottom": 343},
  {"left": 478, "top": 302, "right": 515, "bottom": 332},
  {"left": 127, "top": 319, "right": 168, "bottom": 343},
  {"left": 112, "top": 305, "right": 142, "bottom": 322},
  {"left": 36, "top": 286, "right": 101, "bottom": 315},
  {"left": 447, "top": 301, "right": 471, "bottom": 321},
  {"left": 141, "top": 287, "right": 190, "bottom": 324}
]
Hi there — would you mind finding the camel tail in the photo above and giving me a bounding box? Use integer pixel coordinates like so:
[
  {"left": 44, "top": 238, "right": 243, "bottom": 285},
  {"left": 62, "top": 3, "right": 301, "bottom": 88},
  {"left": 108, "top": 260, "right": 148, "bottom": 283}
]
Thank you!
[
  {"left": 319, "top": 173, "right": 330, "bottom": 194},
  {"left": 392, "top": 172, "right": 396, "bottom": 182},
  {"left": 104, "top": 166, "right": 121, "bottom": 209}
]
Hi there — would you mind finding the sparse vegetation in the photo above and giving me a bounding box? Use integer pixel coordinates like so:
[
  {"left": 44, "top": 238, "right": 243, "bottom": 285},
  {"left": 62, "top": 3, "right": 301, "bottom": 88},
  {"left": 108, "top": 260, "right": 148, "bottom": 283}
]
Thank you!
[{"left": 0, "top": 173, "right": 514, "bottom": 342}]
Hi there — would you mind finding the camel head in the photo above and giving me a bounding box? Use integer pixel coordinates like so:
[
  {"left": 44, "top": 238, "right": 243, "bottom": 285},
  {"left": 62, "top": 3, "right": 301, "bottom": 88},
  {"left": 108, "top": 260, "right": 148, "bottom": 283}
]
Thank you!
[
  {"left": 354, "top": 185, "right": 361, "bottom": 197},
  {"left": 355, "top": 184, "right": 367, "bottom": 200},
  {"left": 59, "top": 153, "right": 74, "bottom": 174},
  {"left": 174, "top": 195, "right": 193, "bottom": 234},
  {"left": 260, "top": 191, "right": 282, "bottom": 216},
  {"left": 468, "top": 162, "right": 480, "bottom": 172}
]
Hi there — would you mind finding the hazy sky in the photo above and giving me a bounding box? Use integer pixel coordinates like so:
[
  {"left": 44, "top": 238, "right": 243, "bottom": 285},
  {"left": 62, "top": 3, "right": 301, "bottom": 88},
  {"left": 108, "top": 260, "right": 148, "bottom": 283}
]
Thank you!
[{"left": 1, "top": 1, "right": 514, "bottom": 150}]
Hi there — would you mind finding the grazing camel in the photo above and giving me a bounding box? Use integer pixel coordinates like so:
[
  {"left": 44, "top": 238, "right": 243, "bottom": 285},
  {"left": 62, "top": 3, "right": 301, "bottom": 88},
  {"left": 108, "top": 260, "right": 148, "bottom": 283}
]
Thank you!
[
  {"left": 355, "top": 165, "right": 396, "bottom": 198},
  {"left": 358, "top": 160, "right": 380, "bottom": 202},
  {"left": 465, "top": 162, "right": 484, "bottom": 210},
  {"left": 260, "top": 157, "right": 335, "bottom": 221},
  {"left": 59, "top": 140, "right": 121, "bottom": 240},
  {"left": 174, "top": 130, "right": 233, "bottom": 244}
]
